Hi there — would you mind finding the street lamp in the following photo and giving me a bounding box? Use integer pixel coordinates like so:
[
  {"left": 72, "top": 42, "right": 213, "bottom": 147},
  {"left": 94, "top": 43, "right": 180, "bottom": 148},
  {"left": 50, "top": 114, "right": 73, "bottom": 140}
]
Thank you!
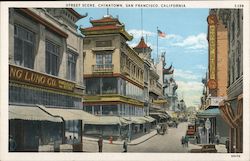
[{"left": 205, "top": 118, "right": 211, "bottom": 144}]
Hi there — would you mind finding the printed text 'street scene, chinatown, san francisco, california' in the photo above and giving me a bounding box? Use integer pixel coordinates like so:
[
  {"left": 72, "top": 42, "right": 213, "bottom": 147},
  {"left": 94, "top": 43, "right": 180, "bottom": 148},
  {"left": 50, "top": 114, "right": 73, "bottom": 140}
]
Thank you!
[{"left": 8, "top": 7, "right": 243, "bottom": 153}]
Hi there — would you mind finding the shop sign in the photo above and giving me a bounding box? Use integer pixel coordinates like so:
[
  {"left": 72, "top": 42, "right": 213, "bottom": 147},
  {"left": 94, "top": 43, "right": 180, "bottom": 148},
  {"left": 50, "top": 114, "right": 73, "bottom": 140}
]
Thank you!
[
  {"left": 9, "top": 65, "right": 75, "bottom": 91},
  {"left": 208, "top": 15, "right": 217, "bottom": 81},
  {"left": 210, "top": 97, "right": 224, "bottom": 106},
  {"left": 207, "top": 79, "right": 217, "bottom": 89}
]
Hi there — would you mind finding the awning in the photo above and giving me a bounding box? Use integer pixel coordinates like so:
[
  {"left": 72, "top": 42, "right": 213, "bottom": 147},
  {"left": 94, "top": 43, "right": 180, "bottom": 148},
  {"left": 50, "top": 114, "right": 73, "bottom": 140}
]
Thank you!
[
  {"left": 124, "top": 117, "right": 147, "bottom": 124},
  {"left": 38, "top": 105, "right": 97, "bottom": 123},
  {"left": 219, "top": 94, "right": 243, "bottom": 128},
  {"left": 144, "top": 116, "right": 156, "bottom": 122},
  {"left": 196, "top": 108, "right": 220, "bottom": 118},
  {"left": 149, "top": 113, "right": 166, "bottom": 119},
  {"left": 166, "top": 111, "right": 175, "bottom": 118},
  {"left": 86, "top": 116, "right": 129, "bottom": 125},
  {"left": 9, "top": 105, "right": 62, "bottom": 122}
]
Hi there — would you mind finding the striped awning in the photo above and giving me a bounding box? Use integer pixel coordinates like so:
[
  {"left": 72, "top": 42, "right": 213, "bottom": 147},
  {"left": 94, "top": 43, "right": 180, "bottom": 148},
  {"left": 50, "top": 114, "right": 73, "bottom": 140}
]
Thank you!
[
  {"left": 9, "top": 105, "right": 62, "bottom": 122},
  {"left": 144, "top": 116, "right": 156, "bottom": 122},
  {"left": 123, "top": 117, "right": 148, "bottom": 124},
  {"left": 38, "top": 105, "right": 97, "bottom": 123},
  {"left": 85, "top": 116, "right": 130, "bottom": 125}
]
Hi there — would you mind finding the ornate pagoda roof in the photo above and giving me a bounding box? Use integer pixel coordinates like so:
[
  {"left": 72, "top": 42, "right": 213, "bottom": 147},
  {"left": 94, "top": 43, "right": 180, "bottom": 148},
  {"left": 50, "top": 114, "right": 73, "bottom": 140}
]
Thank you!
[
  {"left": 80, "top": 15, "right": 133, "bottom": 41},
  {"left": 134, "top": 37, "right": 151, "bottom": 49},
  {"left": 90, "top": 16, "right": 122, "bottom": 26},
  {"left": 163, "top": 64, "right": 174, "bottom": 74},
  {"left": 67, "top": 9, "right": 87, "bottom": 20}
]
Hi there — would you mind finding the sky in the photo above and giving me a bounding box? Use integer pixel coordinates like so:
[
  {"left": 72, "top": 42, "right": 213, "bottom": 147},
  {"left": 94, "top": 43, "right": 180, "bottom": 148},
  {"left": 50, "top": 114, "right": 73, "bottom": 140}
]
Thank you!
[{"left": 75, "top": 8, "right": 209, "bottom": 108}]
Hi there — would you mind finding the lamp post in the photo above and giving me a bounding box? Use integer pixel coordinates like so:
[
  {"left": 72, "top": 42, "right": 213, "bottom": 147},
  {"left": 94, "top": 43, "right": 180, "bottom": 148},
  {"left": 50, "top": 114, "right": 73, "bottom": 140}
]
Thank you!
[{"left": 205, "top": 118, "right": 211, "bottom": 144}]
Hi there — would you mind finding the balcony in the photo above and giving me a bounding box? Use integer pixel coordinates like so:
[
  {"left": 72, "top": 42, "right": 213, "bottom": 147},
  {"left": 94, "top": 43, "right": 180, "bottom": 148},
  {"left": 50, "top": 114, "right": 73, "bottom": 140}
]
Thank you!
[
  {"left": 92, "top": 64, "right": 114, "bottom": 73},
  {"left": 121, "top": 66, "right": 130, "bottom": 75}
]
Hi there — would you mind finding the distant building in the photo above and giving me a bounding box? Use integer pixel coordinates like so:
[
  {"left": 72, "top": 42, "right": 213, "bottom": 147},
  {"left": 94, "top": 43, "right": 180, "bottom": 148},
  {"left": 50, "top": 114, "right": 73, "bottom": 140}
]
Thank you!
[
  {"left": 134, "top": 38, "right": 168, "bottom": 123},
  {"left": 163, "top": 65, "right": 178, "bottom": 111}
]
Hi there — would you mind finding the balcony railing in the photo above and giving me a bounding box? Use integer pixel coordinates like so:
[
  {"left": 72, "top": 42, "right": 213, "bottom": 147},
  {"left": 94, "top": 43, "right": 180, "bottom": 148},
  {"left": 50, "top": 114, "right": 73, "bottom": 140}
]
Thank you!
[
  {"left": 92, "top": 64, "right": 114, "bottom": 73},
  {"left": 121, "top": 66, "right": 130, "bottom": 75}
]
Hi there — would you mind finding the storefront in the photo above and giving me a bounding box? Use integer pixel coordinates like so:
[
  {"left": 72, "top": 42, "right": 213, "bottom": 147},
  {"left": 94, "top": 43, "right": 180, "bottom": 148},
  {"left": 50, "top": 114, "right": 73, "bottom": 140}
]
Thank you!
[
  {"left": 83, "top": 116, "right": 129, "bottom": 140},
  {"left": 196, "top": 108, "right": 229, "bottom": 144},
  {"left": 219, "top": 94, "right": 243, "bottom": 153},
  {"left": 9, "top": 104, "right": 63, "bottom": 151}
]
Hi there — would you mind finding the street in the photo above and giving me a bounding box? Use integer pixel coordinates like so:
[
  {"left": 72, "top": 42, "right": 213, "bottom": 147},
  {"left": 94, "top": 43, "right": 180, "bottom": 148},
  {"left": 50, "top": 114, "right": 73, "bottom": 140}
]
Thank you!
[
  {"left": 129, "top": 122, "right": 189, "bottom": 153},
  {"left": 82, "top": 122, "right": 190, "bottom": 153}
]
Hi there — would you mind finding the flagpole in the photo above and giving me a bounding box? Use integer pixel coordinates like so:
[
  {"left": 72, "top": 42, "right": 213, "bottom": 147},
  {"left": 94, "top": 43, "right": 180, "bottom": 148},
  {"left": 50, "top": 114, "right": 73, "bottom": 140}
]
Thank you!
[{"left": 157, "top": 26, "right": 159, "bottom": 63}]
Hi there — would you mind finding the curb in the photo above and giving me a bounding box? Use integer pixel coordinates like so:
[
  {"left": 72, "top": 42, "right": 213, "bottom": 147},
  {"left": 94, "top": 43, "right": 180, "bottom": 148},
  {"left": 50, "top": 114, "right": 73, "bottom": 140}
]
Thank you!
[
  {"left": 128, "top": 132, "right": 157, "bottom": 146},
  {"left": 82, "top": 131, "right": 157, "bottom": 146}
]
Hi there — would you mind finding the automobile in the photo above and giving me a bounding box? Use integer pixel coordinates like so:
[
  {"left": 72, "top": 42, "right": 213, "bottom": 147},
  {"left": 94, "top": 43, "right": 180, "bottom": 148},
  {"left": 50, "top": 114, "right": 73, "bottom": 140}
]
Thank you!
[
  {"left": 156, "top": 123, "right": 168, "bottom": 135},
  {"left": 186, "top": 124, "right": 195, "bottom": 138},
  {"left": 190, "top": 144, "right": 217, "bottom": 153},
  {"left": 167, "top": 121, "right": 175, "bottom": 127}
]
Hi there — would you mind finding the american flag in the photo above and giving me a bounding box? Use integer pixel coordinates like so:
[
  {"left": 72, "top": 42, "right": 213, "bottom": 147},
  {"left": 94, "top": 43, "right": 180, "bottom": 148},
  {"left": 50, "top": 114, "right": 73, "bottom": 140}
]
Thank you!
[{"left": 157, "top": 29, "right": 166, "bottom": 38}]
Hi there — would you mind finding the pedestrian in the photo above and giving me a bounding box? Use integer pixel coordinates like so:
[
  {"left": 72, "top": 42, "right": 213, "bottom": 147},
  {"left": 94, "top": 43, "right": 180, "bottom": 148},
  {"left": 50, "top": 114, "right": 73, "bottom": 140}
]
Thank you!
[
  {"left": 211, "top": 135, "right": 214, "bottom": 144},
  {"left": 98, "top": 136, "right": 103, "bottom": 152},
  {"left": 185, "top": 135, "right": 189, "bottom": 147},
  {"left": 225, "top": 138, "right": 229, "bottom": 153},
  {"left": 197, "top": 134, "right": 200, "bottom": 144},
  {"left": 156, "top": 124, "right": 160, "bottom": 134},
  {"left": 162, "top": 125, "right": 166, "bottom": 135},
  {"left": 73, "top": 136, "right": 77, "bottom": 144},
  {"left": 123, "top": 138, "right": 128, "bottom": 152},
  {"left": 9, "top": 135, "right": 16, "bottom": 152},
  {"left": 181, "top": 136, "right": 185, "bottom": 148},
  {"left": 68, "top": 135, "right": 73, "bottom": 144}
]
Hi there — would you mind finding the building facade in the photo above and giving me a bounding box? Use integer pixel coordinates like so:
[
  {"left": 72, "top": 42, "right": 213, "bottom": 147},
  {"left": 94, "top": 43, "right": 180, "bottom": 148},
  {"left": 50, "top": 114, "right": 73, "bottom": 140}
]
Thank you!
[
  {"left": 9, "top": 8, "right": 86, "bottom": 151},
  {"left": 214, "top": 9, "right": 243, "bottom": 153},
  {"left": 197, "top": 11, "right": 230, "bottom": 145},
  {"left": 81, "top": 15, "right": 155, "bottom": 140},
  {"left": 134, "top": 38, "right": 168, "bottom": 123},
  {"left": 163, "top": 65, "right": 178, "bottom": 111}
]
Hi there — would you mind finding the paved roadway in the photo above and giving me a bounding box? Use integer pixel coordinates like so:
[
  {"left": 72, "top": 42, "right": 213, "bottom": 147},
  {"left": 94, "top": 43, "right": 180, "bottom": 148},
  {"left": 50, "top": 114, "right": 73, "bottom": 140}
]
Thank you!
[
  {"left": 83, "top": 122, "right": 190, "bottom": 153},
  {"left": 128, "top": 122, "right": 189, "bottom": 153}
]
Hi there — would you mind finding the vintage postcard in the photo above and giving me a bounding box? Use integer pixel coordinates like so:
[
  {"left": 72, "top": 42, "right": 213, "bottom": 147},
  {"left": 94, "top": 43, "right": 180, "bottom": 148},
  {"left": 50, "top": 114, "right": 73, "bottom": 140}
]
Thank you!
[{"left": 0, "top": 1, "right": 249, "bottom": 161}]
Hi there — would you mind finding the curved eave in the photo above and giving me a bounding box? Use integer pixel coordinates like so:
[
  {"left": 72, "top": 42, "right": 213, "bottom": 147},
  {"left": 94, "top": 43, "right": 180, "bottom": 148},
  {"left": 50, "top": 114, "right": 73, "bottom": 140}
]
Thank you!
[
  {"left": 67, "top": 9, "right": 87, "bottom": 20},
  {"left": 120, "top": 28, "right": 133, "bottom": 41},
  {"left": 80, "top": 28, "right": 133, "bottom": 41}
]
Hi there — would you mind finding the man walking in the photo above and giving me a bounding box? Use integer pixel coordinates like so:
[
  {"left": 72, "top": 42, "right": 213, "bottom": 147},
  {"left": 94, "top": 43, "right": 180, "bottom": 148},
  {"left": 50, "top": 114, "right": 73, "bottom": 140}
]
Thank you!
[
  {"left": 185, "top": 135, "right": 189, "bottom": 147},
  {"left": 98, "top": 136, "right": 103, "bottom": 152},
  {"left": 123, "top": 138, "right": 128, "bottom": 152},
  {"left": 9, "top": 135, "right": 16, "bottom": 152},
  {"left": 225, "top": 138, "right": 230, "bottom": 153},
  {"left": 181, "top": 136, "right": 185, "bottom": 148}
]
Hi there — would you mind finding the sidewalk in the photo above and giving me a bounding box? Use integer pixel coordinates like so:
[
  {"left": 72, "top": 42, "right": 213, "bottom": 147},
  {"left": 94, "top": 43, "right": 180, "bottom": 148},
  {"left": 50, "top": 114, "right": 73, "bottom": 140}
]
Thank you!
[
  {"left": 188, "top": 143, "right": 227, "bottom": 153},
  {"left": 82, "top": 130, "right": 157, "bottom": 146},
  {"left": 82, "top": 130, "right": 157, "bottom": 152}
]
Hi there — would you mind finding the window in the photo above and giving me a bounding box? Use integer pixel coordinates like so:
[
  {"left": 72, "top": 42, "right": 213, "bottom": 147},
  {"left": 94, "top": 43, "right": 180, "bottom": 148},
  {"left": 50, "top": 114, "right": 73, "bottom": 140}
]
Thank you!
[
  {"left": 14, "top": 24, "right": 34, "bottom": 68},
  {"left": 102, "top": 105, "right": 117, "bottom": 116},
  {"left": 94, "top": 105, "right": 101, "bottom": 115},
  {"left": 84, "top": 105, "right": 93, "bottom": 114},
  {"left": 102, "top": 77, "right": 118, "bottom": 94},
  {"left": 96, "top": 52, "right": 112, "bottom": 70},
  {"left": 86, "top": 78, "right": 100, "bottom": 95},
  {"left": 96, "top": 53, "right": 112, "bottom": 65},
  {"left": 68, "top": 50, "right": 77, "bottom": 81},
  {"left": 232, "top": 21, "right": 235, "bottom": 41},
  {"left": 46, "top": 40, "right": 59, "bottom": 76}
]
